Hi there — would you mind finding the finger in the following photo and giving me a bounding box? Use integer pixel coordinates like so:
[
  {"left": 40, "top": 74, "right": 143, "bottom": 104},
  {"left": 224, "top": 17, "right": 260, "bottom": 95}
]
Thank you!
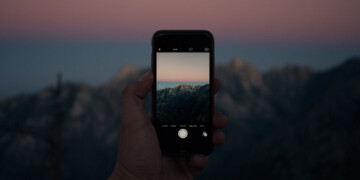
[
  {"left": 213, "top": 78, "right": 221, "bottom": 94},
  {"left": 213, "top": 130, "right": 226, "bottom": 147},
  {"left": 188, "top": 155, "right": 209, "bottom": 177},
  {"left": 122, "top": 71, "right": 153, "bottom": 100},
  {"left": 146, "top": 114, "right": 152, "bottom": 120},
  {"left": 213, "top": 111, "right": 228, "bottom": 129},
  {"left": 121, "top": 71, "right": 153, "bottom": 125}
]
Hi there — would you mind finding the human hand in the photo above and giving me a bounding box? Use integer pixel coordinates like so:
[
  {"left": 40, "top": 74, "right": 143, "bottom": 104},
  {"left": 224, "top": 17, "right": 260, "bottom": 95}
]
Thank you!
[{"left": 109, "top": 71, "right": 227, "bottom": 180}]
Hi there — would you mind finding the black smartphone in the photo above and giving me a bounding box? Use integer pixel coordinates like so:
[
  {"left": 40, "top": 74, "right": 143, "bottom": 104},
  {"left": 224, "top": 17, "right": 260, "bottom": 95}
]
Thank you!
[{"left": 152, "top": 30, "right": 214, "bottom": 155}]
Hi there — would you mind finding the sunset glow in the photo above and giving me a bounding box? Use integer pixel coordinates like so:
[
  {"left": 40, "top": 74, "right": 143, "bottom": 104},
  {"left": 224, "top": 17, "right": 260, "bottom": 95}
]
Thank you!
[
  {"left": 157, "top": 53, "right": 209, "bottom": 82},
  {"left": 1, "top": 0, "right": 359, "bottom": 99},
  {"left": 1, "top": 0, "right": 360, "bottom": 43}
]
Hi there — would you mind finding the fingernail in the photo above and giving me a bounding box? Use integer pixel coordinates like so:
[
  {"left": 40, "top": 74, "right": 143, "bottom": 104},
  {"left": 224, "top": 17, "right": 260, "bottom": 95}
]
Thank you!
[{"left": 139, "top": 71, "right": 151, "bottom": 81}]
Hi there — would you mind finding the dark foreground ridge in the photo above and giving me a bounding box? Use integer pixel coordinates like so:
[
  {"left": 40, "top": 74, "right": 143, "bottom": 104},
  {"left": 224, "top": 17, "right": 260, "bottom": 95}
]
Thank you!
[
  {"left": 156, "top": 84, "right": 209, "bottom": 124},
  {"left": 0, "top": 57, "right": 359, "bottom": 179}
]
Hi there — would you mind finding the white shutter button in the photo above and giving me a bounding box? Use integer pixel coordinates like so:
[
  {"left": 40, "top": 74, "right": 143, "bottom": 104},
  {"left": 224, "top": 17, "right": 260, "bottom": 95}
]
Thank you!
[{"left": 178, "top": 129, "right": 188, "bottom": 139}]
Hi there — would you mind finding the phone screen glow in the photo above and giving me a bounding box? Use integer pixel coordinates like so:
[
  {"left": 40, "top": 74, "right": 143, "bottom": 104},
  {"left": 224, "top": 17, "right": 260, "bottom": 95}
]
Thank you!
[{"left": 156, "top": 52, "right": 210, "bottom": 126}]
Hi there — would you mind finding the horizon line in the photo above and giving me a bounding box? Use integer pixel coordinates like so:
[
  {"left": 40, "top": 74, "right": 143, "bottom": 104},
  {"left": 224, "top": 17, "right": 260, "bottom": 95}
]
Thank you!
[{"left": 157, "top": 80, "right": 209, "bottom": 82}]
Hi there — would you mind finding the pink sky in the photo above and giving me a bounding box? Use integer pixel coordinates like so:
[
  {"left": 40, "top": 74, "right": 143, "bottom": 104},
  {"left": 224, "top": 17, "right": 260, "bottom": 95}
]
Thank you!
[
  {"left": 157, "top": 53, "right": 209, "bottom": 82},
  {"left": 1, "top": 0, "right": 360, "bottom": 43}
]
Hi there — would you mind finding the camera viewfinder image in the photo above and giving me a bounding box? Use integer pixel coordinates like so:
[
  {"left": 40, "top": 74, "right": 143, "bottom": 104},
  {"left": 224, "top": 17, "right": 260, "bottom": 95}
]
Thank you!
[{"left": 156, "top": 52, "right": 210, "bottom": 125}]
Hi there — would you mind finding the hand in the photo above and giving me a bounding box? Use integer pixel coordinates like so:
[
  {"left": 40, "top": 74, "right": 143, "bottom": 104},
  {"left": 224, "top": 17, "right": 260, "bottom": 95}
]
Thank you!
[{"left": 109, "top": 71, "right": 227, "bottom": 180}]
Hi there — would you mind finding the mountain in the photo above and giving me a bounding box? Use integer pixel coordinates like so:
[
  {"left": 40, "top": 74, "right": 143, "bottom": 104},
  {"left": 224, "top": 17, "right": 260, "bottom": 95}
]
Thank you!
[
  {"left": 0, "top": 57, "right": 360, "bottom": 179},
  {"left": 0, "top": 67, "right": 146, "bottom": 179},
  {"left": 199, "top": 57, "right": 360, "bottom": 179},
  {"left": 156, "top": 84, "right": 209, "bottom": 124}
]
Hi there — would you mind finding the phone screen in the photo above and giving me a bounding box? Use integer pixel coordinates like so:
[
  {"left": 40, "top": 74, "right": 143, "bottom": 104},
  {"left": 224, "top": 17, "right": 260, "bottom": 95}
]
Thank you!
[
  {"left": 152, "top": 31, "right": 214, "bottom": 155},
  {"left": 156, "top": 52, "right": 210, "bottom": 127}
]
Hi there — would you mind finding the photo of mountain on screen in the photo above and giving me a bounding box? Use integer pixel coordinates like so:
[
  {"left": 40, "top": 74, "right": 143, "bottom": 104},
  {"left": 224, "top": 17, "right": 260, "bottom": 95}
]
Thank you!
[{"left": 156, "top": 52, "right": 210, "bottom": 126}]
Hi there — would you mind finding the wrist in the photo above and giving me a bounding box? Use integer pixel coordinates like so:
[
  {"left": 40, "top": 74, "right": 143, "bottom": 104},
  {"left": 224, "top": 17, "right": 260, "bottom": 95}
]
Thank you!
[
  {"left": 109, "top": 164, "right": 140, "bottom": 180},
  {"left": 109, "top": 163, "right": 163, "bottom": 180}
]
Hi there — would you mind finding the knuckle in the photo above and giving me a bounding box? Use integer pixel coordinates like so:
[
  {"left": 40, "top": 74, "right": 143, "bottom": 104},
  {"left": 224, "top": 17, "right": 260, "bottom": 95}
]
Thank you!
[
  {"left": 122, "top": 85, "right": 134, "bottom": 97},
  {"left": 223, "top": 115, "right": 228, "bottom": 124}
]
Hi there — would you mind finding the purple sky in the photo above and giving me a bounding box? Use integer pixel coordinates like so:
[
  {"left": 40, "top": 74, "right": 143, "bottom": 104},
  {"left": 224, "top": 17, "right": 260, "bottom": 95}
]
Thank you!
[
  {"left": 1, "top": 0, "right": 360, "bottom": 43},
  {"left": 0, "top": 0, "right": 359, "bottom": 100}
]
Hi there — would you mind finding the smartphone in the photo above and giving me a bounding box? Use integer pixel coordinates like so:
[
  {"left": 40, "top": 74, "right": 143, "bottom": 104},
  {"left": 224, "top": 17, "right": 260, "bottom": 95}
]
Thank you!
[{"left": 152, "top": 30, "right": 214, "bottom": 155}]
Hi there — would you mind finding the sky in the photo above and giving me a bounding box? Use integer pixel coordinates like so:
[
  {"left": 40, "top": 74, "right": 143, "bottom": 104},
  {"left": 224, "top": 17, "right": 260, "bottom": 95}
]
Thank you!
[
  {"left": 0, "top": 0, "right": 360, "bottom": 100},
  {"left": 157, "top": 53, "right": 209, "bottom": 82}
]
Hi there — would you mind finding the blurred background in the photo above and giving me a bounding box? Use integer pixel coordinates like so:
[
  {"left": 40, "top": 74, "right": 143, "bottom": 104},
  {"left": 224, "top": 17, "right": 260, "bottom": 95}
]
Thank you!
[{"left": 0, "top": 0, "right": 359, "bottom": 179}]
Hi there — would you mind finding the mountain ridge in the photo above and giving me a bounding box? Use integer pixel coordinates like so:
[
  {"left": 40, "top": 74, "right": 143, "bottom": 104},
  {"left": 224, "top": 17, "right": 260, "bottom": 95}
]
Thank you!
[
  {"left": 0, "top": 57, "right": 359, "bottom": 179},
  {"left": 157, "top": 84, "right": 209, "bottom": 124}
]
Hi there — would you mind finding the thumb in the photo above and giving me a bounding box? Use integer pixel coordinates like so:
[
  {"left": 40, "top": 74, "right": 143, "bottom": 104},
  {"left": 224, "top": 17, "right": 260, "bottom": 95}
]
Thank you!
[{"left": 121, "top": 71, "right": 153, "bottom": 125}]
